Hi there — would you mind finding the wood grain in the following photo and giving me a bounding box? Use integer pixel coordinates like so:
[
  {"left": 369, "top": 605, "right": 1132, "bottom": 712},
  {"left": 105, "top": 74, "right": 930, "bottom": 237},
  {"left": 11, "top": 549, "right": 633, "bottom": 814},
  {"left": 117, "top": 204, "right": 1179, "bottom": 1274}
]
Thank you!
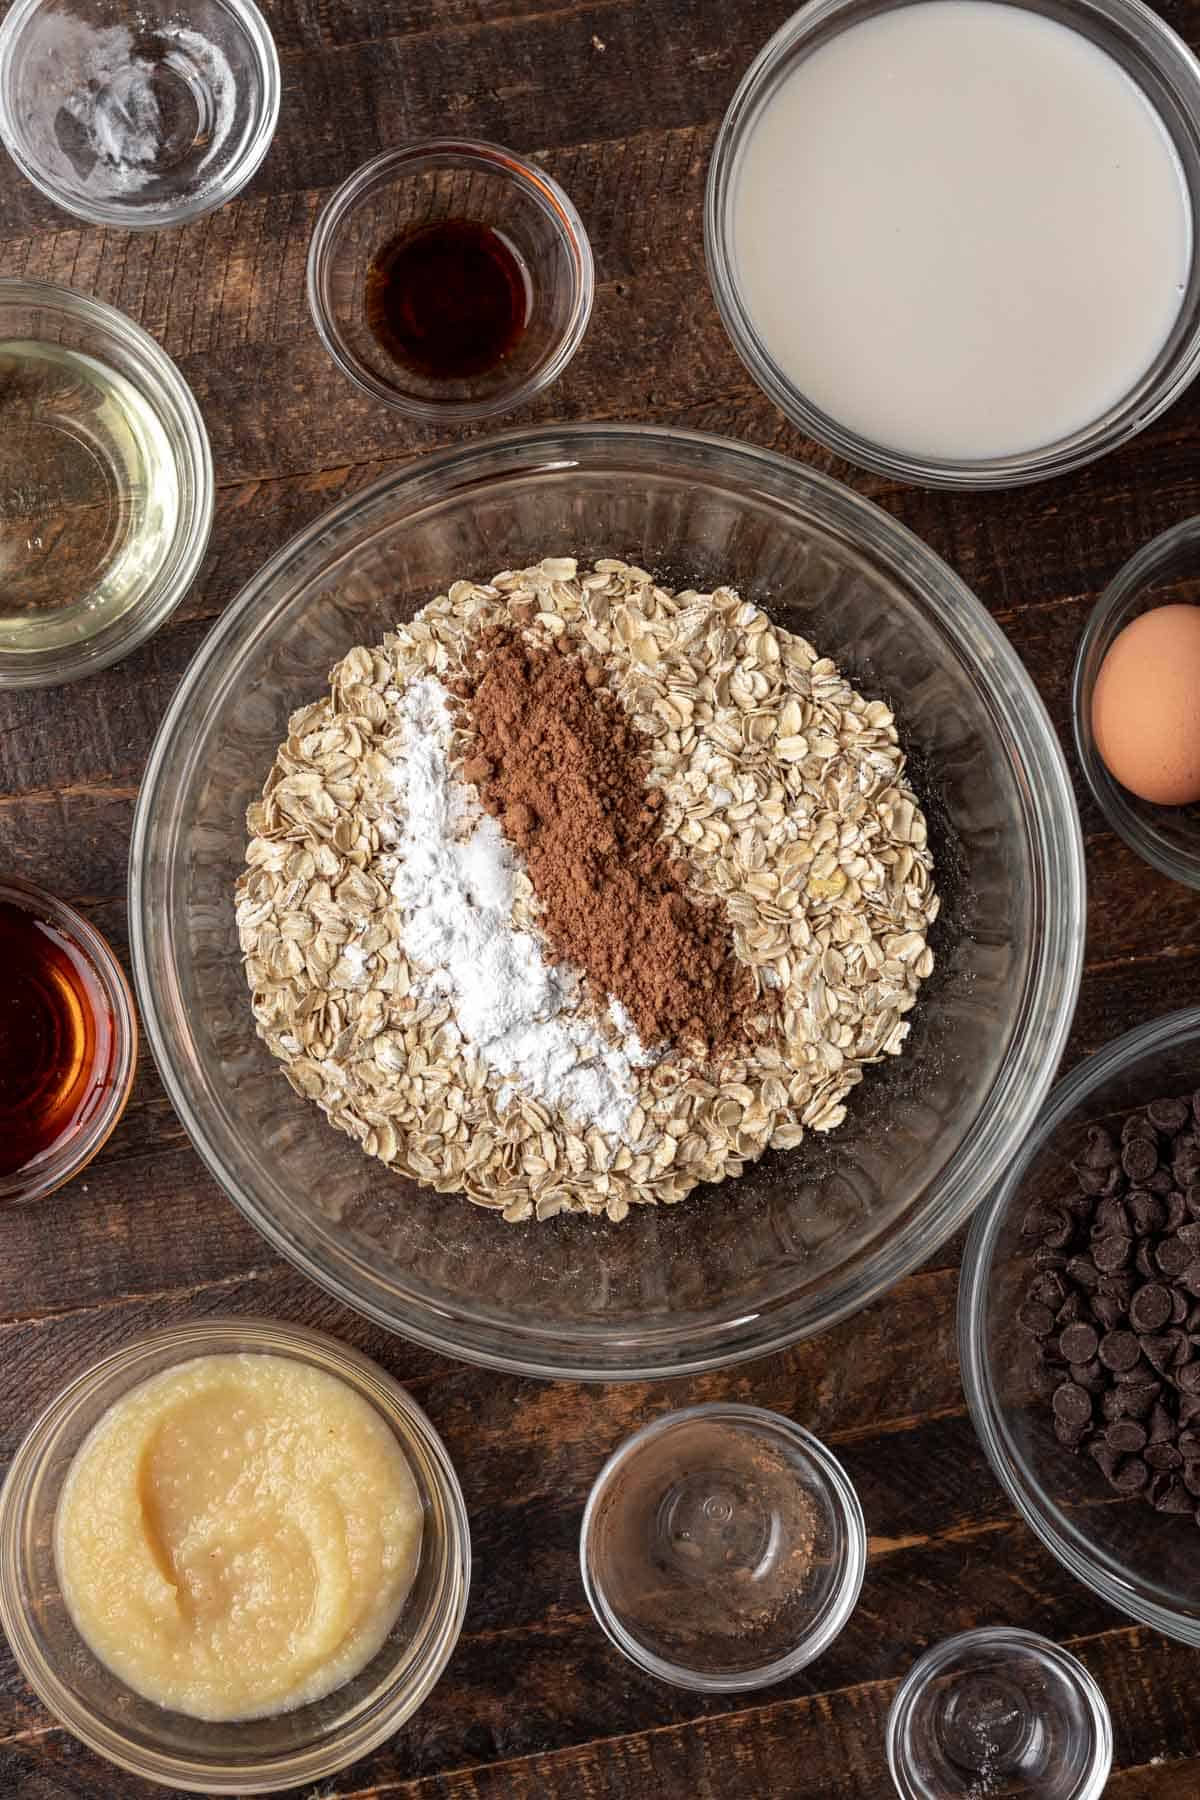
[{"left": 3, "top": 0, "right": 1200, "bottom": 1793}]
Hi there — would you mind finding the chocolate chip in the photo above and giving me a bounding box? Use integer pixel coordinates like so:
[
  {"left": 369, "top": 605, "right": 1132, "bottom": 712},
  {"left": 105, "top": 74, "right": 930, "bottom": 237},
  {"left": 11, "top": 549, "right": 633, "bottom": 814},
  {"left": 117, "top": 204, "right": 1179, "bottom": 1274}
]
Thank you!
[
  {"left": 1179, "top": 1395, "right": 1200, "bottom": 1428},
  {"left": 1028, "top": 1271, "right": 1066, "bottom": 1310},
  {"left": 1124, "top": 1113, "right": 1158, "bottom": 1143},
  {"left": 1118, "top": 1382, "right": 1161, "bottom": 1419},
  {"left": 1092, "top": 1293, "right": 1127, "bottom": 1331},
  {"left": 1099, "top": 1330, "right": 1141, "bottom": 1372},
  {"left": 1099, "top": 1272, "right": 1135, "bottom": 1309},
  {"left": 1177, "top": 1263, "right": 1200, "bottom": 1297},
  {"left": 1053, "top": 1382, "right": 1093, "bottom": 1429},
  {"left": 1156, "top": 1237, "right": 1194, "bottom": 1280},
  {"left": 1150, "top": 1098, "right": 1191, "bottom": 1133},
  {"left": 1146, "top": 1442, "right": 1183, "bottom": 1472},
  {"left": 1094, "top": 1197, "right": 1130, "bottom": 1238},
  {"left": 1178, "top": 1362, "right": 1200, "bottom": 1395},
  {"left": 1141, "top": 1334, "right": 1182, "bottom": 1378},
  {"left": 1018, "top": 1301, "right": 1056, "bottom": 1338},
  {"left": 1150, "top": 1168, "right": 1176, "bottom": 1195},
  {"left": 1106, "top": 1420, "right": 1148, "bottom": 1453},
  {"left": 1054, "top": 1416, "right": 1089, "bottom": 1449},
  {"left": 1129, "top": 1190, "right": 1166, "bottom": 1235},
  {"left": 1166, "top": 1190, "right": 1191, "bottom": 1229},
  {"left": 1112, "top": 1456, "right": 1150, "bottom": 1493},
  {"left": 1187, "top": 1182, "right": 1200, "bottom": 1219},
  {"left": 1059, "top": 1322, "right": 1099, "bottom": 1364},
  {"left": 1092, "top": 1234, "right": 1132, "bottom": 1273},
  {"left": 1184, "top": 1463, "right": 1200, "bottom": 1497},
  {"left": 1034, "top": 1248, "right": 1069, "bottom": 1271},
  {"left": 1066, "top": 1256, "right": 1102, "bottom": 1290},
  {"left": 1022, "top": 1203, "right": 1061, "bottom": 1239},
  {"left": 1056, "top": 1291, "right": 1085, "bottom": 1327},
  {"left": 1081, "top": 1125, "right": 1119, "bottom": 1168},
  {"left": 1130, "top": 1283, "right": 1173, "bottom": 1331},
  {"left": 1124, "top": 1139, "right": 1159, "bottom": 1182},
  {"left": 1088, "top": 1440, "right": 1121, "bottom": 1481},
  {"left": 1149, "top": 1400, "right": 1176, "bottom": 1443},
  {"left": 1075, "top": 1164, "right": 1111, "bottom": 1196},
  {"left": 1073, "top": 1358, "right": 1107, "bottom": 1394}
]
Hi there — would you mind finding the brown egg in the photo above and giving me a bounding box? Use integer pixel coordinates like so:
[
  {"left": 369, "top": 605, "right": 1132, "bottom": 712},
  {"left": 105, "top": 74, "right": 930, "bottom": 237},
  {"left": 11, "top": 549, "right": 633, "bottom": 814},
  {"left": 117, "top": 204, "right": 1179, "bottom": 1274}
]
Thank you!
[{"left": 1092, "top": 604, "right": 1200, "bottom": 806}]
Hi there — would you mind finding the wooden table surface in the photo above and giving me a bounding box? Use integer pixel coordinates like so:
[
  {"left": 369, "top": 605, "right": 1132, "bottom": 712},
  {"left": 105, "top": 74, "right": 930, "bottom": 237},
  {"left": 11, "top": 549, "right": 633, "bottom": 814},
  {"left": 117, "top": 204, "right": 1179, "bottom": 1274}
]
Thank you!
[{"left": 3, "top": 0, "right": 1200, "bottom": 1793}]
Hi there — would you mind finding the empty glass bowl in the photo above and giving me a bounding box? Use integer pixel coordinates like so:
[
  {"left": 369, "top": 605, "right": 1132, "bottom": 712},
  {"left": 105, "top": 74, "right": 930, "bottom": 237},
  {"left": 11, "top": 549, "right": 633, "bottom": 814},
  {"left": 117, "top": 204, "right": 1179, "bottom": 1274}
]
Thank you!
[
  {"left": 580, "top": 1404, "right": 866, "bottom": 1690},
  {"left": 0, "top": 0, "right": 280, "bottom": 227},
  {"left": 886, "top": 1628, "right": 1112, "bottom": 1799},
  {"left": 960, "top": 1006, "right": 1200, "bottom": 1644},
  {"left": 0, "top": 1319, "right": 470, "bottom": 1793},
  {"left": 0, "top": 279, "right": 214, "bottom": 686},
  {"left": 1073, "top": 516, "right": 1200, "bottom": 889},
  {"left": 129, "top": 424, "right": 1084, "bottom": 1380},
  {"left": 307, "top": 140, "right": 594, "bottom": 421}
]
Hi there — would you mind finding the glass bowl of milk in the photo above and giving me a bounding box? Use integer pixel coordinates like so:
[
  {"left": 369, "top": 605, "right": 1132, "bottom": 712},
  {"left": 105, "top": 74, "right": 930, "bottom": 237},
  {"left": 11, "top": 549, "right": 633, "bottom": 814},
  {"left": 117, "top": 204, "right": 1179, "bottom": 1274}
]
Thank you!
[{"left": 706, "top": 0, "right": 1200, "bottom": 488}]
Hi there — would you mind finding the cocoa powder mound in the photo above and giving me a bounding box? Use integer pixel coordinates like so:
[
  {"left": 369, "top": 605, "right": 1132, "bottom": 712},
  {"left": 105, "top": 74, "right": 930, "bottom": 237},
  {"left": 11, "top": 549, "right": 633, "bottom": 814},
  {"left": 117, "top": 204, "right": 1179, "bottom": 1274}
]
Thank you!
[{"left": 454, "top": 626, "right": 767, "bottom": 1051}]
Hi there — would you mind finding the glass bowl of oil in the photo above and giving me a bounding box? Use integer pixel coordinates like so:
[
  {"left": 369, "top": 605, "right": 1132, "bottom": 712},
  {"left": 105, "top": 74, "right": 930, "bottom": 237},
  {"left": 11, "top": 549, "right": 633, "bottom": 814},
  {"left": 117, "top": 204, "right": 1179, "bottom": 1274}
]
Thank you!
[
  {"left": 0, "top": 279, "right": 213, "bottom": 688},
  {"left": 0, "top": 0, "right": 280, "bottom": 229},
  {"left": 307, "top": 139, "right": 595, "bottom": 422},
  {"left": 0, "top": 876, "right": 137, "bottom": 1204}
]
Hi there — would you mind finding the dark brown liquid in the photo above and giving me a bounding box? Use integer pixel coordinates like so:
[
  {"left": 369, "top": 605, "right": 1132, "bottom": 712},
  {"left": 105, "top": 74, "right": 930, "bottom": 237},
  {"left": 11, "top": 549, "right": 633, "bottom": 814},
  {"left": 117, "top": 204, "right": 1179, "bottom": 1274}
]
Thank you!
[
  {"left": 364, "top": 219, "right": 531, "bottom": 380},
  {"left": 0, "top": 901, "right": 113, "bottom": 1179}
]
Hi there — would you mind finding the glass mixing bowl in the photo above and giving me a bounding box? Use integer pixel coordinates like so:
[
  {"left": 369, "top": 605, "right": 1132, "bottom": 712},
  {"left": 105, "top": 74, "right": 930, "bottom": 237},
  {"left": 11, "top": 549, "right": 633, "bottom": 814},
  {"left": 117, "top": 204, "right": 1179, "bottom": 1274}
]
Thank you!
[
  {"left": 960, "top": 1007, "right": 1200, "bottom": 1645},
  {"left": 129, "top": 425, "right": 1085, "bottom": 1380}
]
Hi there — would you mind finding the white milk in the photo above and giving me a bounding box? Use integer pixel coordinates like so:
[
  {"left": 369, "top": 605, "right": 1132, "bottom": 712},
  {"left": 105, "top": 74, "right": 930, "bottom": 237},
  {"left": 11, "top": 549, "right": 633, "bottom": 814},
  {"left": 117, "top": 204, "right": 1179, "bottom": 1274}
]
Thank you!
[{"left": 732, "top": 0, "right": 1193, "bottom": 461}]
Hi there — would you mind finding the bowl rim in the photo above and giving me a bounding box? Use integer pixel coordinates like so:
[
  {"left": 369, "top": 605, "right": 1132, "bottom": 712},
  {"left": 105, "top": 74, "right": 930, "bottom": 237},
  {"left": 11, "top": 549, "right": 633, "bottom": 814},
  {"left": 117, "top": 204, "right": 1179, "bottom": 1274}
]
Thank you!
[
  {"left": 704, "top": 0, "right": 1200, "bottom": 491},
  {"left": 306, "top": 138, "right": 596, "bottom": 420},
  {"left": 0, "top": 1316, "right": 471, "bottom": 1792},
  {"left": 959, "top": 1005, "right": 1200, "bottom": 1646},
  {"left": 0, "top": 0, "right": 281, "bottom": 229},
  {"left": 129, "top": 421, "right": 1087, "bottom": 1380},
  {"left": 578, "top": 1401, "right": 867, "bottom": 1691},
  {"left": 1072, "top": 514, "right": 1200, "bottom": 890},
  {"left": 0, "top": 875, "right": 138, "bottom": 1204},
  {"left": 0, "top": 277, "right": 215, "bottom": 688}
]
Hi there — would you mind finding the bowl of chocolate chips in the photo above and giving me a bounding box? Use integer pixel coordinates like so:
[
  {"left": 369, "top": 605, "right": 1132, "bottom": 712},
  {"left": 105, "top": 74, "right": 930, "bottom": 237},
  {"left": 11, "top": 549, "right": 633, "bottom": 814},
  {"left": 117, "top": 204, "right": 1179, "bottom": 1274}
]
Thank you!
[{"left": 961, "top": 1006, "right": 1200, "bottom": 1644}]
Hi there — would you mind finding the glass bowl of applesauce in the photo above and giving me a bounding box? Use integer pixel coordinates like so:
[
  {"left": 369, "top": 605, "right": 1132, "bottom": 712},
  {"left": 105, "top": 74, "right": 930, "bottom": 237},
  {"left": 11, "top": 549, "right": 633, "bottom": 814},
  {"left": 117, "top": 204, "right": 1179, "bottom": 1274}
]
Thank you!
[
  {"left": 0, "top": 1319, "right": 470, "bottom": 1793},
  {"left": 706, "top": 0, "right": 1200, "bottom": 489}
]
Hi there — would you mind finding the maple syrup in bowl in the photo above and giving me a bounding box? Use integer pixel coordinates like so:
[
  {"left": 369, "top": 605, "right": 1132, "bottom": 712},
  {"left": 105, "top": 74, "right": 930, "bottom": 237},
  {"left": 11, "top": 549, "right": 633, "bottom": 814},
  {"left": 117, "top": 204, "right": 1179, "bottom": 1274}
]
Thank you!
[
  {"left": 0, "top": 877, "right": 136, "bottom": 1203},
  {"left": 307, "top": 140, "right": 593, "bottom": 421}
]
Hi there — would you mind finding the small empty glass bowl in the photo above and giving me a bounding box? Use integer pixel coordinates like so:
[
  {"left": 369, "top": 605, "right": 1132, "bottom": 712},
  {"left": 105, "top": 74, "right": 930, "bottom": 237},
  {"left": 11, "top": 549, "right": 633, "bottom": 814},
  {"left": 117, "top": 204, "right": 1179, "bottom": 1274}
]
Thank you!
[
  {"left": 886, "top": 1628, "right": 1112, "bottom": 1800},
  {"left": 1073, "top": 516, "right": 1200, "bottom": 889},
  {"left": 0, "top": 0, "right": 280, "bottom": 228},
  {"left": 0, "top": 1319, "right": 470, "bottom": 1793},
  {"left": 0, "top": 875, "right": 137, "bottom": 1205},
  {"left": 960, "top": 1006, "right": 1200, "bottom": 1645},
  {"left": 579, "top": 1403, "right": 866, "bottom": 1690},
  {"left": 0, "top": 279, "right": 213, "bottom": 687},
  {"left": 307, "top": 140, "right": 594, "bottom": 421}
]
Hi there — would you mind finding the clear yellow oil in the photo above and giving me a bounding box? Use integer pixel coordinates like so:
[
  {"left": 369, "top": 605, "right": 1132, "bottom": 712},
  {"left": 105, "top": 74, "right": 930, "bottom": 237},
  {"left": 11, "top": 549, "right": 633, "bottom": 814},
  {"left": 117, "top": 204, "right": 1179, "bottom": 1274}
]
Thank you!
[{"left": 0, "top": 340, "right": 180, "bottom": 653}]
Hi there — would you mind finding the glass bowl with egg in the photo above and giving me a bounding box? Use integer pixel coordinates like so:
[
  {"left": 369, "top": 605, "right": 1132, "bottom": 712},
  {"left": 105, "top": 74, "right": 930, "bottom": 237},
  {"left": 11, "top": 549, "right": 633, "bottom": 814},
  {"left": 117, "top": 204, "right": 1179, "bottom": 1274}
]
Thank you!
[
  {"left": 705, "top": 0, "right": 1200, "bottom": 489},
  {"left": 1074, "top": 516, "right": 1200, "bottom": 890},
  {"left": 0, "top": 1319, "right": 470, "bottom": 1793},
  {"left": 128, "top": 423, "right": 1085, "bottom": 1379}
]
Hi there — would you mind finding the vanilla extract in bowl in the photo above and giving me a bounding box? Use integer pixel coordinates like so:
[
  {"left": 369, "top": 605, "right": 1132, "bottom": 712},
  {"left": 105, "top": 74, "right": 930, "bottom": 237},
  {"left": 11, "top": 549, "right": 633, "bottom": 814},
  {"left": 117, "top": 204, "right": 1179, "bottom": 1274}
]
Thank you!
[{"left": 364, "top": 219, "right": 531, "bottom": 381}]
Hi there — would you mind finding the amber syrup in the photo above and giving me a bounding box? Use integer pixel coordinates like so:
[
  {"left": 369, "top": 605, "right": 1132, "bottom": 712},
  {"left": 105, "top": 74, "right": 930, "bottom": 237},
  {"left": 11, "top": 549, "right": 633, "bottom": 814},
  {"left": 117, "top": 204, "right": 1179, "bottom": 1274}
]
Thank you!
[
  {"left": 364, "top": 219, "right": 531, "bottom": 380},
  {"left": 0, "top": 900, "right": 114, "bottom": 1179}
]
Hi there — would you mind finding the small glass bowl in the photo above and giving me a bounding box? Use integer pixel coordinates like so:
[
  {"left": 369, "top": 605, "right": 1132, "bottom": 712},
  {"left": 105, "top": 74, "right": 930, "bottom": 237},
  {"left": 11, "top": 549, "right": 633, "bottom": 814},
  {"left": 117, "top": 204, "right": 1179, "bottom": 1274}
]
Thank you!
[
  {"left": 1073, "top": 516, "right": 1200, "bottom": 889},
  {"left": 579, "top": 1403, "right": 866, "bottom": 1691},
  {"left": 705, "top": 0, "right": 1200, "bottom": 489},
  {"left": 960, "top": 1006, "right": 1200, "bottom": 1646},
  {"left": 0, "top": 875, "right": 137, "bottom": 1206},
  {"left": 307, "top": 140, "right": 595, "bottom": 421},
  {"left": 0, "top": 279, "right": 213, "bottom": 688},
  {"left": 0, "top": 1319, "right": 470, "bottom": 1794},
  {"left": 0, "top": 0, "right": 280, "bottom": 228},
  {"left": 886, "top": 1628, "right": 1113, "bottom": 1800}
]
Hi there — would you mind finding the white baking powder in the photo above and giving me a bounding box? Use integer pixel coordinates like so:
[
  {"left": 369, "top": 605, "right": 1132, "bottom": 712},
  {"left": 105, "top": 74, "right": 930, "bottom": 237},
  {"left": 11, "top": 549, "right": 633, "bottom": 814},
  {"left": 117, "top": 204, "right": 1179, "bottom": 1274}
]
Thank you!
[{"left": 388, "top": 677, "right": 652, "bottom": 1136}]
